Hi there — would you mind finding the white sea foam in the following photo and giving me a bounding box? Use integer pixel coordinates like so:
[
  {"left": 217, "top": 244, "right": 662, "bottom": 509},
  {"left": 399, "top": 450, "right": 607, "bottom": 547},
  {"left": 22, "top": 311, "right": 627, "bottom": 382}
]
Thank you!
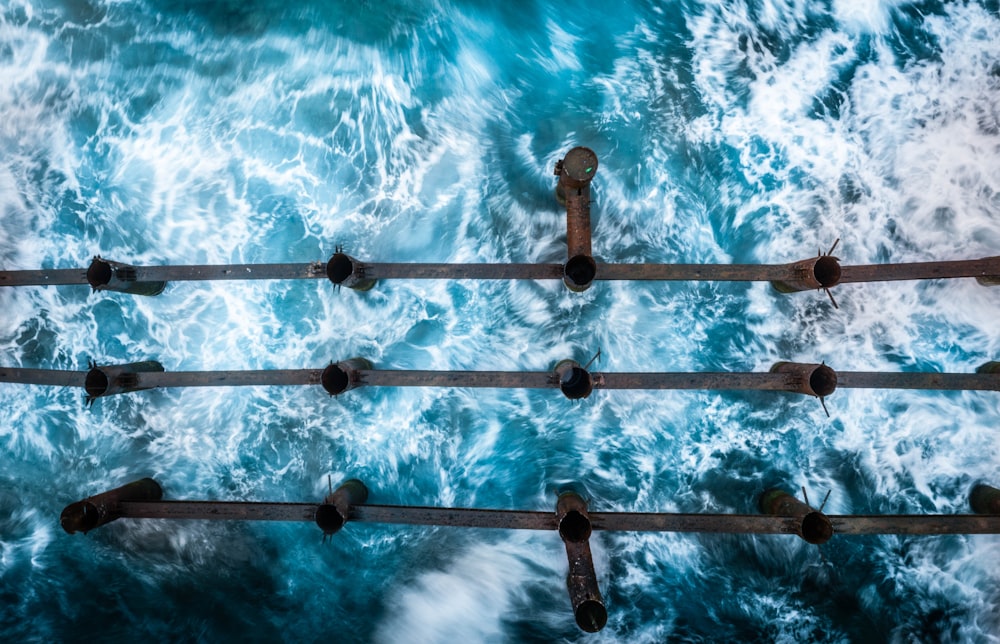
[
  {"left": 2, "top": 0, "right": 1000, "bottom": 639},
  {"left": 375, "top": 532, "right": 597, "bottom": 642}
]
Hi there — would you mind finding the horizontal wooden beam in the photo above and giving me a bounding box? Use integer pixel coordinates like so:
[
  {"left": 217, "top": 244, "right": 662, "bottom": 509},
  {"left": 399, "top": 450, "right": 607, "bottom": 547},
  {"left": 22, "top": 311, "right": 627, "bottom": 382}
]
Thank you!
[
  {"left": 114, "top": 501, "right": 1000, "bottom": 534},
  {"left": 3, "top": 257, "right": 997, "bottom": 286}
]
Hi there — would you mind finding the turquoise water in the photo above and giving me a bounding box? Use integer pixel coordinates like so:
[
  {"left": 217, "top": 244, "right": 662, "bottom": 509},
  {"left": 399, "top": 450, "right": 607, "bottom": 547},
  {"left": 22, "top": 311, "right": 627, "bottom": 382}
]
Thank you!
[{"left": 2, "top": 0, "right": 1000, "bottom": 641}]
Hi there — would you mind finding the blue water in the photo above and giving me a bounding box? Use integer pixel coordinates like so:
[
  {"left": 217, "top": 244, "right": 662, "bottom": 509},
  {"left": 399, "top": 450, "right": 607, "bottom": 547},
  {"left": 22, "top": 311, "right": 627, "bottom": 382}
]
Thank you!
[{"left": 2, "top": 0, "right": 1000, "bottom": 641}]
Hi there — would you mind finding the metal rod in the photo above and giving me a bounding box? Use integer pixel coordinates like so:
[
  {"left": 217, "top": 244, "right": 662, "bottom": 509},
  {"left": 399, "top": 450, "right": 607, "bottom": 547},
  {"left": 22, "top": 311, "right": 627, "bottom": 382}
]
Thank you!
[
  {"left": 365, "top": 263, "right": 563, "bottom": 280},
  {"left": 0, "top": 269, "right": 88, "bottom": 286},
  {"left": 5, "top": 257, "right": 998, "bottom": 287},
  {"left": 597, "top": 372, "right": 795, "bottom": 391},
  {"left": 0, "top": 367, "right": 84, "bottom": 387},
  {"left": 6, "top": 367, "right": 998, "bottom": 393},
  {"left": 113, "top": 501, "right": 1000, "bottom": 534},
  {"left": 358, "top": 370, "right": 555, "bottom": 389},
  {"left": 836, "top": 372, "right": 1000, "bottom": 391},
  {"left": 597, "top": 263, "right": 796, "bottom": 281},
  {"left": 839, "top": 257, "right": 1000, "bottom": 283},
  {"left": 136, "top": 370, "right": 323, "bottom": 388}
]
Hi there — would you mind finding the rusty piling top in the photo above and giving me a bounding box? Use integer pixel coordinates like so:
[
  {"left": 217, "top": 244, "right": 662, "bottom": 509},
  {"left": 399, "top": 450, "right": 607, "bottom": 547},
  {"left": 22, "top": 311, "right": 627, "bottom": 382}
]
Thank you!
[{"left": 557, "top": 147, "right": 599, "bottom": 189}]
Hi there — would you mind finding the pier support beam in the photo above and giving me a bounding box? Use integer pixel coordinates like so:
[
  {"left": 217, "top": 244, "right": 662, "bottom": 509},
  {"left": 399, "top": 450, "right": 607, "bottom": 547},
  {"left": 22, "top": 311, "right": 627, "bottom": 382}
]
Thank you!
[
  {"left": 970, "top": 484, "right": 1000, "bottom": 515},
  {"left": 555, "top": 147, "right": 598, "bottom": 292},
  {"left": 326, "top": 252, "right": 376, "bottom": 291},
  {"left": 321, "top": 358, "right": 372, "bottom": 395},
  {"left": 87, "top": 256, "right": 166, "bottom": 296},
  {"left": 556, "top": 491, "right": 607, "bottom": 633},
  {"left": 759, "top": 488, "right": 833, "bottom": 544},
  {"left": 85, "top": 360, "right": 164, "bottom": 404},
  {"left": 61, "top": 478, "right": 163, "bottom": 534},
  {"left": 315, "top": 479, "right": 369, "bottom": 537}
]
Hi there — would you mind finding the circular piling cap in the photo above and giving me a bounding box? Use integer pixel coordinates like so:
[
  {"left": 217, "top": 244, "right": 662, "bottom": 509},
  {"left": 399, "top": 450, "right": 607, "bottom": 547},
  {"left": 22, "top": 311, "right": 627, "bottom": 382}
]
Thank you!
[
  {"left": 560, "top": 366, "right": 593, "bottom": 400},
  {"left": 800, "top": 511, "right": 834, "bottom": 545},
  {"left": 969, "top": 484, "right": 1000, "bottom": 514},
  {"left": 813, "top": 255, "right": 842, "bottom": 288},
  {"left": 575, "top": 599, "right": 608, "bottom": 633},
  {"left": 86, "top": 258, "right": 113, "bottom": 288},
  {"left": 326, "top": 253, "right": 354, "bottom": 285},
  {"left": 315, "top": 504, "right": 347, "bottom": 535},
  {"left": 809, "top": 365, "right": 838, "bottom": 398},
  {"left": 84, "top": 368, "right": 110, "bottom": 397},
  {"left": 321, "top": 363, "right": 351, "bottom": 395},
  {"left": 558, "top": 509, "right": 593, "bottom": 543},
  {"left": 564, "top": 255, "right": 597, "bottom": 291},
  {"left": 560, "top": 147, "right": 598, "bottom": 188},
  {"left": 976, "top": 361, "right": 1000, "bottom": 375},
  {"left": 60, "top": 501, "right": 100, "bottom": 534}
]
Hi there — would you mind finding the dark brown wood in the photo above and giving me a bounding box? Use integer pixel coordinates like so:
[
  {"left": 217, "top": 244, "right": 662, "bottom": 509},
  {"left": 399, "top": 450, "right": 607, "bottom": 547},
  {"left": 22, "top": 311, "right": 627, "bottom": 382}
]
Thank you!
[
  {"left": 136, "top": 370, "right": 323, "bottom": 388},
  {"left": 8, "top": 366, "right": 1000, "bottom": 393},
  {"left": 839, "top": 257, "right": 1000, "bottom": 283},
  {"left": 4, "top": 257, "right": 998, "bottom": 286},
  {"left": 837, "top": 372, "right": 1000, "bottom": 391},
  {"left": 363, "top": 263, "right": 563, "bottom": 280},
  {"left": 596, "top": 263, "right": 793, "bottom": 281},
  {"left": 114, "top": 501, "right": 1000, "bottom": 534},
  {"left": 598, "top": 372, "right": 794, "bottom": 391},
  {"left": 358, "top": 370, "right": 555, "bottom": 389},
  {"left": 0, "top": 269, "right": 88, "bottom": 286},
  {"left": 0, "top": 367, "right": 84, "bottom": 386}
]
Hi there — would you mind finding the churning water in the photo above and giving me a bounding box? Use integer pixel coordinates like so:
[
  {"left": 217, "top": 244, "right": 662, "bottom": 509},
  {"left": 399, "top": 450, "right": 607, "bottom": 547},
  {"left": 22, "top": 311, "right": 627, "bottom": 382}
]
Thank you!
[{"left": 2, "top": 0, "right": 1000, "bottom": 641}]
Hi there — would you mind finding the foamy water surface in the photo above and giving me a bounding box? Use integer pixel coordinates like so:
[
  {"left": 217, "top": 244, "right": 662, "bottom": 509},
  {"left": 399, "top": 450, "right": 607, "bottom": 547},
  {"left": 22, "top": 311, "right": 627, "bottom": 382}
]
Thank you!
[{"left": 2, "top": 1, "right": 999, "bottom": 641}]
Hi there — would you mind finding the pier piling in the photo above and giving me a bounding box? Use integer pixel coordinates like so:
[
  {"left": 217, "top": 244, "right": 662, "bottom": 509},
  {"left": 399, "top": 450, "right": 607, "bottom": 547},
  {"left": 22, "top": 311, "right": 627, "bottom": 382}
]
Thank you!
[
  {"left": 770, "top": 255, "right": 842, "bottom": 294},
  {"left": 326, "top": 252, "right": 376, "bottom": 291},
  {"left": 316, "top": 479, "right": 369, "bottom": 536},
  {"left": 759, "top": 488, "right": 833, "bottom": 544},
  {"left": 555, "top": 147, "right": 598, "bottom": 292},
  {"left": 976, "top": 361, "right": 1000, "bottom": 375},
  {"left": 769, "top": 362, "right": 838, "bottom": 398},
  {"left": 60, "top": 478, "right": 163, "bottom": 534},
  {"left": 554, "top": 360, "right": 594, "bottom": 400},
  {"left": 969, "top": 484, "right": 1000, "bottom": 515},
  {"left": 321, "top": 358, "right": 372, "bottom": 395},
  {"left": 87, "top": 256, "right": 166, "bottom": 296},
  {"left": 85, "top": 360, "right": 164, "bottom": 403},
  {"left": 556, "top": 491, "right": 607, "bottom": 633}
]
